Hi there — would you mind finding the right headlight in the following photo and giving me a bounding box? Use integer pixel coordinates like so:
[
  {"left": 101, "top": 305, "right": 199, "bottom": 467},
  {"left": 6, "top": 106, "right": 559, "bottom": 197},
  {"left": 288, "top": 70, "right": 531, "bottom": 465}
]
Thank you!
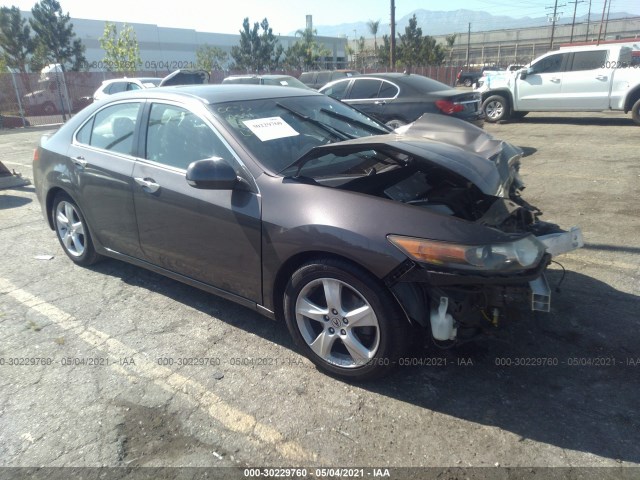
[{"left": 387, "top": 234, "right": 545, "bottom": 273}]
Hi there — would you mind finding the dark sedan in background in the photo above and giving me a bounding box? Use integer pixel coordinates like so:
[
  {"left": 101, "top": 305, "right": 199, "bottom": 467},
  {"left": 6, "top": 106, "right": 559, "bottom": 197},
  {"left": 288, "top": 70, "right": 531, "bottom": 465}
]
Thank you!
[
  {"left": 319, "top": 72, "right": 484, "bottom": 129},
  {"left": 33, "top": 85, "right": 581, "bottom": 380}
]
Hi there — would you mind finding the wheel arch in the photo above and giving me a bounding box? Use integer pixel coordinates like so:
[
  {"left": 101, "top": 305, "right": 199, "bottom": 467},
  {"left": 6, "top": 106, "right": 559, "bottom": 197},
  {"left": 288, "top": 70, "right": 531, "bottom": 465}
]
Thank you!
[
  {"left": 45, "top": 187, "right": 72, "bottom": 230},
  {"left": 481, "top": 89, "right": 514, "bottom": 108},
  {"left": 624, "top": 86, "right": 640, "bottom": 113},
  {"left": 271, "top": 250, "right": 413, "bottom": 326}
]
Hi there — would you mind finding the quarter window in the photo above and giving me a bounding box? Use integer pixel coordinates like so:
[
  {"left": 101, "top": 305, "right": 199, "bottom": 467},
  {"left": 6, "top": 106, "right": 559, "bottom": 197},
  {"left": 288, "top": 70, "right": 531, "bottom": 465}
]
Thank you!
[
  {"left": 378, "top": 81, "right": 399, "bottom": 98},
  {"left": 145, "top": 104, "right": 231, "bottom": 170}
]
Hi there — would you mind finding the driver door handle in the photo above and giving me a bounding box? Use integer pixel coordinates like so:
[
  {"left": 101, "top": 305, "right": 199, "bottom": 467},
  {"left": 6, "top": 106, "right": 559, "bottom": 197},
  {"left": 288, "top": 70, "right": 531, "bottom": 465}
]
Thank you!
[
  {"left": 134, "top": 177, "right": 160, "bottom": 193},
  {"left": 374, "top": 100, "right": 386, "bottom": 105}
]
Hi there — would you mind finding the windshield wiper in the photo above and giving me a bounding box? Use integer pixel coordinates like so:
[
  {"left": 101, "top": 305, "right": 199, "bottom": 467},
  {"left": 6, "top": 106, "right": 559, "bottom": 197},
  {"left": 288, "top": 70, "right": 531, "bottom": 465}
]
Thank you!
[
  {"left": 276, "top": 102, "right": 355, "bottom": 141},
  {"left": 319, "top": 108, "right": 392, "bottom": 135}
]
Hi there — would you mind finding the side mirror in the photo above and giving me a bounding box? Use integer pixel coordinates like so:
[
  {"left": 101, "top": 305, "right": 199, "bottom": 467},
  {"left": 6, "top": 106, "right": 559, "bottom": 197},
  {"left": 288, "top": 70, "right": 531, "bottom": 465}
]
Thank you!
[
  {"left": 186, "top": 157, "right": 238, "bottom": 190},
  {"left": 520, "top": 67, "right": 533, "bottom": 80}
]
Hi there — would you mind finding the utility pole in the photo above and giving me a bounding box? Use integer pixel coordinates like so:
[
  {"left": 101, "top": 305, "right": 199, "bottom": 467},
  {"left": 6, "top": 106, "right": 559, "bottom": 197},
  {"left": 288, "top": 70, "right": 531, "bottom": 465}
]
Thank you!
[
  {"left": 353, "top": 29, "right": 357, "bottom": 69},
  {"left": 546, "top": 0, "right": 565, "bottom": 50},
  {"left": 568, "top": 0, "right": 585, "bottom": 43},
  {"left": 603, "top": 0, "right": 613, "bottom": 39},
  {"left": 585, "top": 0, "right": 592, "bottom": 41},
  {"left": 597, "top": 0, "right": 607, "bottom": 45},
  {"left": 466, "top": 23, "right": 471, "bottom": 68},
  {"left": 390, "top": 0, "right": 396, "bottom": 70}
]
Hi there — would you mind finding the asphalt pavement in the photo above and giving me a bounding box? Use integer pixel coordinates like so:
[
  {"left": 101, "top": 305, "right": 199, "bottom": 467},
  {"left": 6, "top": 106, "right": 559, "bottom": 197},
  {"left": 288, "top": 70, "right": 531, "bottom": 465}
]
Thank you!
[{"left": 0, "top": 111, "right": 639, "bottom": 479}]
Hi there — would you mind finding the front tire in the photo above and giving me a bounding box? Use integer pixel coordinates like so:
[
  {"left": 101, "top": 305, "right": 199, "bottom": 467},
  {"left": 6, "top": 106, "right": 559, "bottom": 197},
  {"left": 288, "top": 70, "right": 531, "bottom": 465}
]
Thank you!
[
  {"left": 52, "top": 193, "right": 101, "bottom": 266},
  {"left": 482, "top": 94, "right": 510, "bottom": 122},
  {"left": 284, "top": 259, "right": 408, "bottom": 380},
  {"left": 42, "top": 102, "right": 57, "bottom": 115}
]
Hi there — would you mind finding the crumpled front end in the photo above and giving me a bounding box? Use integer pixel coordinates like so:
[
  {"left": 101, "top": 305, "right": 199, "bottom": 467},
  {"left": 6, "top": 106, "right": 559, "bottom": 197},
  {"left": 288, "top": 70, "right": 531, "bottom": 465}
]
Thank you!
[
  {"left": 285, "top": 113, "right": 584, "bottom": 343},
  {"left": 386, "top": 222, "right": 583, "bottom": 342},
  {"left": 383, "top": 115, "right": 585, "bottom": 342}
]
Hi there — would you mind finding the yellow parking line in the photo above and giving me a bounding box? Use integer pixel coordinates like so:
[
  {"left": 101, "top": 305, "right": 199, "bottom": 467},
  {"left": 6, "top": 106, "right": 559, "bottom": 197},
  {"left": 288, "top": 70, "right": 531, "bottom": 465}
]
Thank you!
[{"left": 0, "top": 277, "right": 313, "bottom": 464}]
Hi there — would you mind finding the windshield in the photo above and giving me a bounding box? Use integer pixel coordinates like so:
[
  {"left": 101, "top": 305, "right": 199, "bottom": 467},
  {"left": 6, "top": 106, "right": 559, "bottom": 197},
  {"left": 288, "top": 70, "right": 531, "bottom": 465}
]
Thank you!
[{"left": 209, "top": 95, "right": 390, "bottom": 172}]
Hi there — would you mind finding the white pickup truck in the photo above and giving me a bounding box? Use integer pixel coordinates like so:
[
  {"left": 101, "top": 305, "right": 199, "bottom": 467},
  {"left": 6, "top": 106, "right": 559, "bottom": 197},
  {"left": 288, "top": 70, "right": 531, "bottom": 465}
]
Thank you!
[{"left": 475, "top": 43, "right": 640, "bottom": 125}]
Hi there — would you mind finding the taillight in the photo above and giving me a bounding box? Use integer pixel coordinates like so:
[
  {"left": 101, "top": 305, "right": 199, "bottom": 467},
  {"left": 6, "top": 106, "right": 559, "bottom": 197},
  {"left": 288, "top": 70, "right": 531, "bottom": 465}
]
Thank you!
[
  {"left": 33, "top": 148, "right": 39, "bottom": 163},
  {"left": 435, "top": 100, "right": 465, "bottom": 115}
]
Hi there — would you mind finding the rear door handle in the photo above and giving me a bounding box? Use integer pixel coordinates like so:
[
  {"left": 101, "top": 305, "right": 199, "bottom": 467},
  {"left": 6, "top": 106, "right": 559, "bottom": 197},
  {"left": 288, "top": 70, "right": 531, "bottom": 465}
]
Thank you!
[
  {"left": 596, "top": 75, "right": 608, "bottom": 80},
  {"left": 550, "top": 77, "right": 561, "bottom": 83},
  {"left": 134, "top": 177, "right": 160, "bottom": 193},
  {"left": 72, "top": 156, "right": 87, "bottom": 168},
  {"left": 374, "top": 100, "right": 386, "bottom": 105}
]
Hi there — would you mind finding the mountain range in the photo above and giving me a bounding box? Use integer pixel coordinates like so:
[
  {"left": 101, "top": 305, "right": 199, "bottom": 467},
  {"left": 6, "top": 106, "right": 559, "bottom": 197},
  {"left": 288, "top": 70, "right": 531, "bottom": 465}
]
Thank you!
[{"left": 305, "top": 8, "right": 636, "bottom": 38}]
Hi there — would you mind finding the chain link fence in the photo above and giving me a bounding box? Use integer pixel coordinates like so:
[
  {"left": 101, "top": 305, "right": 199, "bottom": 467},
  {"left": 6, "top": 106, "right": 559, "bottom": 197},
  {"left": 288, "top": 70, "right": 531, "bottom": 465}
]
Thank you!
[
  {"left": 1, "top": 66, "right": 475, "bottom": 130},
  {"left": 0, "top": 69, "right": 162, "bottom": 128}
]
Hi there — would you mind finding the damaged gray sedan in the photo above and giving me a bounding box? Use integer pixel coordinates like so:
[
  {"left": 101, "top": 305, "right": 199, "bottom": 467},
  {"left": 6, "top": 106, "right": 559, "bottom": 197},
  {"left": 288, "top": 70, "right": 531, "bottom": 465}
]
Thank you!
[{"left": 33, "top": 85, "right": 583, "bottom": 380}]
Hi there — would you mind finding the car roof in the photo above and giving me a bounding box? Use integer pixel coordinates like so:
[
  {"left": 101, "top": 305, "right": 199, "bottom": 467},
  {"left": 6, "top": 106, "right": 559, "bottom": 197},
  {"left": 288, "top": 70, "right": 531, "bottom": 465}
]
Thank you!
[
  {"left": 102, "top": 84, "right": 321, "bottom": 104},
  {"left": 102, "top": 77, "right": 162, "bottom": 85},
  {"left": 320, "top": 72, "right": 452, "bottom": 92},
  {"left": 225, "top": 74, "right": 296, "bottom": 80}
]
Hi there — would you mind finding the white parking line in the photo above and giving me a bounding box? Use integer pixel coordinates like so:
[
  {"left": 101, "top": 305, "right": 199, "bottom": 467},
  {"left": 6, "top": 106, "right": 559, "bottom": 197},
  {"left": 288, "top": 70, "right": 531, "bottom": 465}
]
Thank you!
[{"left": 0, "top": 276, "right": 313, "bottom": 464}]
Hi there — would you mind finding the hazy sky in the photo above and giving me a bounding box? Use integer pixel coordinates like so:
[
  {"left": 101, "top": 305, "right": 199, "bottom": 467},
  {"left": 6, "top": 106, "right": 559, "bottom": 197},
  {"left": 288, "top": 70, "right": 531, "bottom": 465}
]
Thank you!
[{"left": 6, "top": 0, "right": 640, "bottom": 35}]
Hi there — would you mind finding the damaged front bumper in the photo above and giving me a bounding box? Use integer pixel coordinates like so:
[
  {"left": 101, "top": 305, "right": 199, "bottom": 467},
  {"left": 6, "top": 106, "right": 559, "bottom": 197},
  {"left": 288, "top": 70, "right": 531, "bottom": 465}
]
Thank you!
[
  {"left": 528, "top": 226, "right": 584, "bottom": 312},
  {"left": 388, "top": 226, "right": 584, "bottom": 341}
]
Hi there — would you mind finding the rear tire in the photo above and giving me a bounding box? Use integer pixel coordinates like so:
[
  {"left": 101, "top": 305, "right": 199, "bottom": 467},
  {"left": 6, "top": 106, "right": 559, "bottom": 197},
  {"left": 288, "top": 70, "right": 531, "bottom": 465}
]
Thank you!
[
  {"left": 284, "top": 259, "right": 408, "bottom": 380},
  {"left": 52, "top": 192, "right": 101, "bottom": 266},
  {"left": 631, "top": 98, "right": 640, "bottom": 126}
]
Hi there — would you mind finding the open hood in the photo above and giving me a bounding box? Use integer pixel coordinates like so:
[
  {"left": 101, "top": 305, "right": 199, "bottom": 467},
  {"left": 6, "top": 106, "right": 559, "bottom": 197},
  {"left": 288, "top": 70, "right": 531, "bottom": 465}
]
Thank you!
[
  {"left": 396, "top": 113, "right": 508, "bottom": 159},
  {"left": 286, "top": 127, "right": 523, "bottom": 197}
]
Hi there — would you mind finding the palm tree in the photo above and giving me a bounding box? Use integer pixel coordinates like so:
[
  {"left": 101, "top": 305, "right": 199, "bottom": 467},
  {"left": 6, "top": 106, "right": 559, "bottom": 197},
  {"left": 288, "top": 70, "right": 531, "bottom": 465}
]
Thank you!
[{"left": 367, "top": 19, "right": 380, "bottom": 53}]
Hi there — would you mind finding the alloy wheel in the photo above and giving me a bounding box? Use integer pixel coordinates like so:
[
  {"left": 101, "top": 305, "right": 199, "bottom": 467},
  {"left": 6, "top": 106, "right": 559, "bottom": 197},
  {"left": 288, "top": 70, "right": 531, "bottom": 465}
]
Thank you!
[
  {"left": 55, "top": 200, "right": 86, "bottom": 257},
  {"left": 295, "top": 278, "right": 380, "bottom": 368}
]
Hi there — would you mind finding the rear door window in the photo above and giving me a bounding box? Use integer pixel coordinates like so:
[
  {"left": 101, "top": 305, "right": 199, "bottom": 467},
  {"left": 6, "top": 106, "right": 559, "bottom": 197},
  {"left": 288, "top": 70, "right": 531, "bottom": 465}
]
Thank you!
[
  {"left": 569, "top": 50, "right": 607, "bottom": 71},
  {"left": 347, "top": 79, "right": 383, "bottom": 100},
  {"left": 76, "top": 102, "right": 142, "bottom": 156}
]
